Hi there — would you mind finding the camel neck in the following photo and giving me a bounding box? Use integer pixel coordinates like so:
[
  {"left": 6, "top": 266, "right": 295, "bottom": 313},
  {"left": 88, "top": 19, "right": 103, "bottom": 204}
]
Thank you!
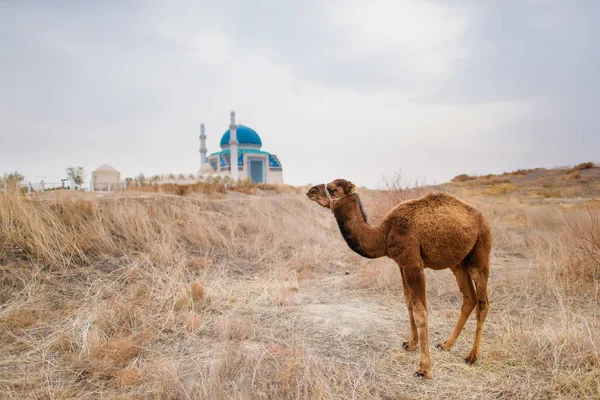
[{"left": 332, "top": 194, "right": 386, "bottom": 259}]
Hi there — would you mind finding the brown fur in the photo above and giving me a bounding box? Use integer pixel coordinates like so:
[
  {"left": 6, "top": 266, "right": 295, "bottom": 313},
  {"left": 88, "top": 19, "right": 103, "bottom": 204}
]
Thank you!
[{"left": 306, "top": 179, "right": 491, "bottom": 379}]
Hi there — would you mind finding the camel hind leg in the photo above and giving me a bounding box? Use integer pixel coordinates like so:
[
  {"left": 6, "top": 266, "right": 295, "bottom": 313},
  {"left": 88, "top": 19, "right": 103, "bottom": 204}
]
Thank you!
[
  {"left": 436, "top": 264, "right": 476, "bottom": 351},
  {"left": 463, "top": 236, "right": 491, "bottom": 364}
]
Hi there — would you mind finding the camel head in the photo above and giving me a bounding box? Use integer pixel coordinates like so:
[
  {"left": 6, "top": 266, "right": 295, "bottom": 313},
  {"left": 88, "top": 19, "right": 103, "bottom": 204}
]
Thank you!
[{"left": 306, "top": 179, "right": 356, "bottom": 208}]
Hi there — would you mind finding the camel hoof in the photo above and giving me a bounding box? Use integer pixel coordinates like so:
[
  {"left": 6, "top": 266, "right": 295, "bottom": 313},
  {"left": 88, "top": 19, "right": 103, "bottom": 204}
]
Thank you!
[
  {"left": 403, "top": 341, "right": 417, "bottom": 351},
  {"left": 414, "top": 370, "right": 431, "bottom": 379},
  {"left": 464, "top": 353, "right": 478, "bottom": 365},
  {"left": 435, "top": 342, "right": 450, "bottom": 351}
]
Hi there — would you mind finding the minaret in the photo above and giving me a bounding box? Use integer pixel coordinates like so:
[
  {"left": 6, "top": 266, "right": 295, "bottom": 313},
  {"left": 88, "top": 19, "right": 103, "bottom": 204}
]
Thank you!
[
  {"left": 229, "top": 111, "right": 239, "bottom": 181},
  {"left": 199, "top": 123, "right": 207, "bottom": 165}
]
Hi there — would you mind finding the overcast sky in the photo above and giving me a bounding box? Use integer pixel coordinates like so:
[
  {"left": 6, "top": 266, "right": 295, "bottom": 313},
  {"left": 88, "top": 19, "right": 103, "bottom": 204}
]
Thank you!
[{"left": 1, "top": 1, "right": 598, "bottom": 188}]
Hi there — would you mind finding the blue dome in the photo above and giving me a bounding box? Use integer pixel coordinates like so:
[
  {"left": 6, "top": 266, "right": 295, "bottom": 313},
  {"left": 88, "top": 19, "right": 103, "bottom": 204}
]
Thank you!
[{"left": 220, "top": 125, "right": 262, "bottom": 147}]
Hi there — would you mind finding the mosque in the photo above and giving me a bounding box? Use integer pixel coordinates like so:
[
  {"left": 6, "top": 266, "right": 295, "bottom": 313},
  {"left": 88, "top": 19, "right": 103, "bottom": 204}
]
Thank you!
[{"left": 197, "top": 111, "right": 284, "bottom": 184}]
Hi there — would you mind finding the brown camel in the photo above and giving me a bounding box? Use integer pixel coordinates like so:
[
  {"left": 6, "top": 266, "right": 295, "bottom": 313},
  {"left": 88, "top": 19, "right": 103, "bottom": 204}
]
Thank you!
[{"left": 306, "top": 179, "right": 491, "bottom": 379}]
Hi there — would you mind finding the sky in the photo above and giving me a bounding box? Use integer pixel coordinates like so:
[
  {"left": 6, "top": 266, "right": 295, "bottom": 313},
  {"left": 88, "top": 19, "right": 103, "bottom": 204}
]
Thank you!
[{"left": 1, "top": 0, "right": 598, "bottom": 188}]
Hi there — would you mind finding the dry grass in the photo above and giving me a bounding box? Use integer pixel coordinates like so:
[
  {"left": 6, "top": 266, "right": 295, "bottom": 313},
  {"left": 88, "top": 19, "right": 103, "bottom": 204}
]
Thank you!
[
  {"left": 126, "top": 181, "right": 302, "bottom": 198},
  {"left": 1, "top": 183, "right": 599, "bottom": 399}
]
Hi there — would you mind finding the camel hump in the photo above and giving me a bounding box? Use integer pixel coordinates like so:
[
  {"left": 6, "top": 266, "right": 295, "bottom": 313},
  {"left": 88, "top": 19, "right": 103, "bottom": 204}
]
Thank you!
[
  {"left": 394, "top": 191, "right": 476, "bottom": 215},
  {"left": 423, "top": 191, "right": 466, "bottom": 205},
  {"left": 388, "top": 191, "right": 483, "bottom": 246}
]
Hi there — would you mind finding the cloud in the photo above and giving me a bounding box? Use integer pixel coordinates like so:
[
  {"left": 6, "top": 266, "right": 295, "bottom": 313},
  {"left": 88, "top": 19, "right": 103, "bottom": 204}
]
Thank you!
[
  {"left": 0, "top": 1, "right": 598, "bottom": 187},
  {"left": 428, "top": 1, "right": 600, "bottom": 103}
]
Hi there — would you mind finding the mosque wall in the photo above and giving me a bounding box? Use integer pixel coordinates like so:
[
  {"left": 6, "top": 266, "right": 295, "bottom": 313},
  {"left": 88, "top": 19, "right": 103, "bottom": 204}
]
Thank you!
[{"left": 266, "top": 169, "right": 284, "bottom": 184}]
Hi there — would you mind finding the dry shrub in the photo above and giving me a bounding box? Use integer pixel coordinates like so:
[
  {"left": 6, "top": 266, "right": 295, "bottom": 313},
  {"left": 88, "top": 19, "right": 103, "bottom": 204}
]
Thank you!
[
  {"left": 173, "top": 281, "right": 206, "bottom": 314},
  {"left": 1, "top": 308, "right": 39, "bottom": 330},
  {"left": 276, "top": 348, "right": 306, "bottom": 397},
  {"left": 231, "top": 185, "right": 259, "bottom": 195},
  {"left": 185, "top": 312, "right": 204, "bottom": 332},
  {"left": 52, "top": 333, "right": 78, "bottom": 353},
  {"left": 185, "top": 256, "right": 213, "bottom": 271},
  {"left": 566, "top": 168, "right": 582, "bottom": 178},
  {"left": 174, "top": 294, "right": 191, "bottom": 311},
  {"left": 575, "top": 161, "right": 595, "bottom": 170},
  {"left": 0, "top": 263, "right": 24, "bottom": 292},
  {"left": 85, "top": 329, "right": 153, "bottom": 378},
  {"left": 117, "top": 361, "right": 182, "bottom": 399},
  {"left": 295, "top": 262, "right": 315, "bottom": 281},
  {"left": 273, "top": 287, "right": 295, "bottom": 306},
  {"left": 214, "top": 317, "right": 253, "bottom": 341},
  {"left": 561, "top": 186, "right": 584, "bottom": 197},
  {"left": 232, "top": 181, "right": 303, "bottom": 196},
  {"left": 93, "top": 298, "right": 144, "bottom": 340},
  {"left": 131, "top": 181, "right": 226, "bottom": 196},
  {"left": 482, "top": 177, "right": 511, "bottom": 186},
  {"left": 256, "top": 183, "right": 277, "bottom": 191},
  {"left": 257, "top": 183, "right": 302, "bottom": 194},
  {"left": 115, "top": 367, "right": 145, "bottom": 387},
  {"left": 190, "top": 281, "right": 205, "bottom": 301},
  {"left": 451, "top": 174, "right": 476, "bottom": 182},
  {"left": 482, "top": 182, "right": 517, "bottom": 195}
]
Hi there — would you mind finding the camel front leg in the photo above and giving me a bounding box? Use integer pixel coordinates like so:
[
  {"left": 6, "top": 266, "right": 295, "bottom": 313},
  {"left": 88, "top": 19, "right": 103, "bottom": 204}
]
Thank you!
[
  {"left": 403, "top": 265, "right": 431, "bottom": 379},
  {"left": 399, "top": 267, "right": 418, "bottom": 351}
]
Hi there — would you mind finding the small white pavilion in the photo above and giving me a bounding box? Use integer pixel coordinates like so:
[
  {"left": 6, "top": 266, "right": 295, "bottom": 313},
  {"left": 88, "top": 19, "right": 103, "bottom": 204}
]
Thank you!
[{"left": 91, "top": 164, "right": 121, "bottom": 191}]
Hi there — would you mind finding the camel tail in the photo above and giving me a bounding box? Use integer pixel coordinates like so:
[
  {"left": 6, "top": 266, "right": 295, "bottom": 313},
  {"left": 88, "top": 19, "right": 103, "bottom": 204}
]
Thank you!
[
  {"left": 462, "top": 212, "right": 492, "bottom": 272},
  {"left": 477, "top": 212, "right": 492, "bottom": 256}
]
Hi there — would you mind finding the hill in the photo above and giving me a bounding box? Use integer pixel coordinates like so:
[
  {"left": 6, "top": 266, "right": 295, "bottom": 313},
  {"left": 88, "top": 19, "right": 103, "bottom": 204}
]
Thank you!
[{"left": 444, "top": 162, "right": 600, "bottom": 199}]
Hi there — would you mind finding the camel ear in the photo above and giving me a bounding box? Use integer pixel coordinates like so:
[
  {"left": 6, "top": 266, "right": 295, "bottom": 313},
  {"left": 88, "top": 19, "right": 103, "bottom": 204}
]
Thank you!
[{"left": 344, "top": 181, "right": 356, "bottom": 195}]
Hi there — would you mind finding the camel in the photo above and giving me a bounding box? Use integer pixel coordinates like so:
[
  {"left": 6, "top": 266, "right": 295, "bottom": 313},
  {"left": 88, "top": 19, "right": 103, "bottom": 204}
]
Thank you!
[{"left": 306, "top": 179, "right": 491, "bottom": 379}]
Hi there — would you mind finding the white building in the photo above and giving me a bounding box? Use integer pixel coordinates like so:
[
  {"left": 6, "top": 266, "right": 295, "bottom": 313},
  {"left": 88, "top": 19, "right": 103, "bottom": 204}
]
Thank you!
[
  {"left": 91, "top": 164, "right": 121, "bottom": 191},
  {"left": 197, "top": 111, "right": 284, "bottom": 184}
]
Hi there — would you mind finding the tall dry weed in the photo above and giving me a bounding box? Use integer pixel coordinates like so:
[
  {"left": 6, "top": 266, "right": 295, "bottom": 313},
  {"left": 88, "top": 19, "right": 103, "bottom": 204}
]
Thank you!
[
  {"left": 368, "top": 172, "right": 432, "bottom": 222},
  {"left": 519, "top": 206, "right": 600, "bottom": 393},
  {"left": 530, "top": 206, "right": 600, "bottom": 293}
]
